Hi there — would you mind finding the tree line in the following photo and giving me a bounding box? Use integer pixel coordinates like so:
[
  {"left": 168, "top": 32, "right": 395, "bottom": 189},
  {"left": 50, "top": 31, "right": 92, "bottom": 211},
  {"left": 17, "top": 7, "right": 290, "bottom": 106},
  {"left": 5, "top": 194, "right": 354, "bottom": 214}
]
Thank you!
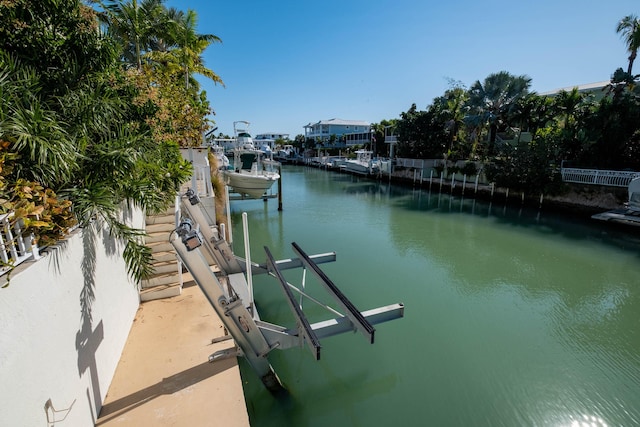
[{"left": 368, "top": 15, "right": 640, "bottom": 195}]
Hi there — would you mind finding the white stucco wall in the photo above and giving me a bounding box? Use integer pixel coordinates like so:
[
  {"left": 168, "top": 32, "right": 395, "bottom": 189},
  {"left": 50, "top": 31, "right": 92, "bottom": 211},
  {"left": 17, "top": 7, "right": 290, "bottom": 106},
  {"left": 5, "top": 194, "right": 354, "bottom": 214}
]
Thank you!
[{"left": 0, "top": 208, "right": 143, "bottom": 426}]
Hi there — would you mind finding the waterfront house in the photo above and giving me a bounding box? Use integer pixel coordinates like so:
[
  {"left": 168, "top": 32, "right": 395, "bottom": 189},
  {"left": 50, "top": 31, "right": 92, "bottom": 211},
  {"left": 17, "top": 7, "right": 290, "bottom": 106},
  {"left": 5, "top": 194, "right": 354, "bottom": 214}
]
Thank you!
[
  {"left": 254, "top": 133, "right": 290, "bottom": 152},
  {"left": 255, "top": 132, "right": 290, "bottom": 141},
  {"left": 304, "top": 118, "right": 371, "bottom": 148},
  {"left": 539, "top": 80, "right": 609, "bottom": 100}
]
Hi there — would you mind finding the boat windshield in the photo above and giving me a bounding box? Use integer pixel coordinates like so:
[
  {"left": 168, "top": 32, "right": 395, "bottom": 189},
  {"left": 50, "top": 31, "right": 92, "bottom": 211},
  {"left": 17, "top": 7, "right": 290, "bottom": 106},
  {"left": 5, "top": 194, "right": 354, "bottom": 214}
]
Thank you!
[{"left": 240, "top": 152, "right": 257, "bottom": 170}]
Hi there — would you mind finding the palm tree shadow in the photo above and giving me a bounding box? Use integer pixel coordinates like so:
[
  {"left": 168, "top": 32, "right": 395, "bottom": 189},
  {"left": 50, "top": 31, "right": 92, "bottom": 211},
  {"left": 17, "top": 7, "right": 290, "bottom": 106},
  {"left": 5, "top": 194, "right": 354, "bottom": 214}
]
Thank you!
[{"left": 75, "top": 226, "right": 102, "bottom": 420}]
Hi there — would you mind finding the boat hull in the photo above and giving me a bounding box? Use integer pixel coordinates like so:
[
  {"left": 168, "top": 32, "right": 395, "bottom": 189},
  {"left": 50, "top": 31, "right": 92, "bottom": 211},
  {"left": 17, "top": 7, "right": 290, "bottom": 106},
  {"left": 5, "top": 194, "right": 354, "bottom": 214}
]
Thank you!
[
  {"left": 224, "top": 170, "right": 279, "bottom": 198},
  {"left": 344, "top": 161, "right": 378, "bottom": 175}
]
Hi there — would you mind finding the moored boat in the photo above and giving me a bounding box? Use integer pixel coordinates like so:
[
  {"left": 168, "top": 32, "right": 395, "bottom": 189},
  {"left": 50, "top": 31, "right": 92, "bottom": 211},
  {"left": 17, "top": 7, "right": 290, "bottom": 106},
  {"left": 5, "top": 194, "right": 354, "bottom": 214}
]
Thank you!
[
  {"left": 344, "top": 149, "right": 379, "bottom": 175},
  {"left": 224, "top": 121, "right": 280, "bottom": 198}
]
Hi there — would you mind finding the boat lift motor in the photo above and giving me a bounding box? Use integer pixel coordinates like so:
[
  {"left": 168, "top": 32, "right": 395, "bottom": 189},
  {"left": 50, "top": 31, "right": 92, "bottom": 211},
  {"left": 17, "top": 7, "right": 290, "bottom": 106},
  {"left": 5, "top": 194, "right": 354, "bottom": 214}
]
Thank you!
[{"left": 171, "top": 189, "right": 404, "bottom": 392}]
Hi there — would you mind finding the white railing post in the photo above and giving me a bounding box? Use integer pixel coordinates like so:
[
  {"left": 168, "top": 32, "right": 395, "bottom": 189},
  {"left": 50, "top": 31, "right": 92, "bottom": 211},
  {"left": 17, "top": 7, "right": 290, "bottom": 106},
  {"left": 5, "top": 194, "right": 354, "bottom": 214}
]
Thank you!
[{"left": 0, "top": 213, "right": 41, "bottom": 276}]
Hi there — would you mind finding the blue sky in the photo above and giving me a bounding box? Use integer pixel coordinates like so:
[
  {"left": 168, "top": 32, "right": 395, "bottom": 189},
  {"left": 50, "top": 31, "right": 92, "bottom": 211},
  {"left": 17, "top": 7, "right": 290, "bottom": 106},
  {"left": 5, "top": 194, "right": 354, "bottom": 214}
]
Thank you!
[{"left": 166, "top": 0, "right": 638, "bottom": 138}]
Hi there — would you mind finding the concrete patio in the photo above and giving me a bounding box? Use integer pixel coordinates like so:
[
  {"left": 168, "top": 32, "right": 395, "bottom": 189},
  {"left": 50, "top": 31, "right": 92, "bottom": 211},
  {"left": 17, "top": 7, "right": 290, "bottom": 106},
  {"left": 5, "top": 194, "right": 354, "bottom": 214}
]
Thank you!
[{"left": 96, "top": 281, "right": 250, "bottom": 426}]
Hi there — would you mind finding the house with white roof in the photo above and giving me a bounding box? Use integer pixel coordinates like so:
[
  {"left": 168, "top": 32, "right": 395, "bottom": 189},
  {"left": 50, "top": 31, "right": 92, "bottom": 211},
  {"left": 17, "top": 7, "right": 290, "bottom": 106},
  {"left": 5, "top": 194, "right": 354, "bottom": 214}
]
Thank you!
[
  {"left": 254, "top": 133, "right": 290, "bottom": 151},
  {"left": 304, "top": 118, "right": 371, "bottom": 147},
  {"left": 539, "top": 81, "right": 609, "bottom": 100},
  {"left": 255, "top": 132, "right": 290, "bottom": 141}
]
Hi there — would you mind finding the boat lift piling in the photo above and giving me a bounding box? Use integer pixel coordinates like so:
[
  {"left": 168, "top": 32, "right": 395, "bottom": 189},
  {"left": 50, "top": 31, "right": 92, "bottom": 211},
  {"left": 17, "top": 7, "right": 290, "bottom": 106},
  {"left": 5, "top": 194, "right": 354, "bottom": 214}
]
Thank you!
[
  {"left": 277, "top": 164, "right": 283, "bottom": 211},
  {"left": 171, "top": 190, "right": 404, "bottom": 392}
]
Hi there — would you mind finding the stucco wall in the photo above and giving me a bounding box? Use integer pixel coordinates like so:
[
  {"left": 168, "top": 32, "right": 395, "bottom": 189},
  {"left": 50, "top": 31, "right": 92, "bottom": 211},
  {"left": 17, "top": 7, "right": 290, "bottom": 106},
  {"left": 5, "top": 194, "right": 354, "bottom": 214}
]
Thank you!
[{"left": 0, "top": 208, "right": 143, "bottom": 426}]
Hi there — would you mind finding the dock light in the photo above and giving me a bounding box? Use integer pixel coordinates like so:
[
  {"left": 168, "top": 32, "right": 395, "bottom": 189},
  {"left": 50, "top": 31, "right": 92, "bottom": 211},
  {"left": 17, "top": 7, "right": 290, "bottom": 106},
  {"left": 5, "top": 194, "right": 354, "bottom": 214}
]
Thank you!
[
  {"left": 176, "top": 217, "right": 202, "bottom": 251},
  {"left": 185, "top": 188, "right": 200, "bottom": 205}
]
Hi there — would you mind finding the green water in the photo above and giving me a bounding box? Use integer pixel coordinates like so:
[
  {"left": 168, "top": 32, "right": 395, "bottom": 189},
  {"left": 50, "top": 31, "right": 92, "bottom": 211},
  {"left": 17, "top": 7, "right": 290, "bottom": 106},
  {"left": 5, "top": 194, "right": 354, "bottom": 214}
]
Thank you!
[{"left": 229, "top": 166, "right": 640, "bottom": 427}]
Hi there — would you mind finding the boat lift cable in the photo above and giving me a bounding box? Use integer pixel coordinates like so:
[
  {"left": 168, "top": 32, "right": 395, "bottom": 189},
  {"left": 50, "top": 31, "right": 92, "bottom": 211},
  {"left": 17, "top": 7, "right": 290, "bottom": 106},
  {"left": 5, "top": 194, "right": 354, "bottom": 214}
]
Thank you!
[
  {"left": 242, "top": 212, "right": 254, "bottom": 313},
  {"left": 264, "top": 246, "right": 322, "bottom": 360},
  {"left": 283, "top": 281, "right": 343, "bottom": 318}
]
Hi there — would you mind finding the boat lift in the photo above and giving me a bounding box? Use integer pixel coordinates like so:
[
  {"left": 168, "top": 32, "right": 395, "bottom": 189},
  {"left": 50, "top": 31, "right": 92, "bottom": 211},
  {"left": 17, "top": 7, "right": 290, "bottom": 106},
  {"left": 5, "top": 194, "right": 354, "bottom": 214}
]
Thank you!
[{"left": 171, "top": 189, "right": 404, "bottom": 392}]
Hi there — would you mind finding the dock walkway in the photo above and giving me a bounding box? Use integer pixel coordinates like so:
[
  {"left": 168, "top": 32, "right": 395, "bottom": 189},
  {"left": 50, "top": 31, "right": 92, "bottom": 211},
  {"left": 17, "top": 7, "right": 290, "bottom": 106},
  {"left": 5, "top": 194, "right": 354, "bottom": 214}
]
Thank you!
[{"left": 96, "top": 281, "right": 250, "bottom": 427}]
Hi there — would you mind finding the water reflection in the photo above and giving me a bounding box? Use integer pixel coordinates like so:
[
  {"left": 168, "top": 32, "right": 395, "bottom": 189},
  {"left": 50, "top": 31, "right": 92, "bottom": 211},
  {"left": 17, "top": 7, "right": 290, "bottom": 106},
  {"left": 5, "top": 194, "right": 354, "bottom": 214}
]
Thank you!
[{"left": 231, "top": 166, "right": 640, "bottom": 427}]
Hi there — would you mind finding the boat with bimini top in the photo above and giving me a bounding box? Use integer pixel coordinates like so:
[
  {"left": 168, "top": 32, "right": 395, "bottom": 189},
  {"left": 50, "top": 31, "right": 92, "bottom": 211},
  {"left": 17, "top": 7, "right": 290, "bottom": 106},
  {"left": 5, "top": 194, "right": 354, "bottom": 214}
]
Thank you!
[
  {"left": 223, "top": 121, "right": 280, "bottom": 198},
  {"left": 344, "top": 149, "right": 379, "bottom": 175}
]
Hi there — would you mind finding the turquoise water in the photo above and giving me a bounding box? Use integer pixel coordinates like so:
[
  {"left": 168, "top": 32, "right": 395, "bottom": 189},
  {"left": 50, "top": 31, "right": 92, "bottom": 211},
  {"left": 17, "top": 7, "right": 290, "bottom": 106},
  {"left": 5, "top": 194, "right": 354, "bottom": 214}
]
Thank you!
[{"left": 230, "top": 166, "right": 640, "bottom": 427}]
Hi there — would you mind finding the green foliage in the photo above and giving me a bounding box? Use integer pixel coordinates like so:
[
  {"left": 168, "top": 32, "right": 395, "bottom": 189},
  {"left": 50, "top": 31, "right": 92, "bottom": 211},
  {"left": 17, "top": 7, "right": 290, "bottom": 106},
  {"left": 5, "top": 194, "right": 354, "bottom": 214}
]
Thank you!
[
  {"left": 0, "top": 0, "right": 199, "bottom": 284},
  {"left": 395, "top": 103, "right": 447, "bottom": 158},
  {"left": 1, "top": 177, "right": 76, "bottom": 246},
  {"left": 0, "top": 0, "right": 117, "bottom": 95},
  {"left": 485, "top": 136, "right": 563, "bottom": 195}
]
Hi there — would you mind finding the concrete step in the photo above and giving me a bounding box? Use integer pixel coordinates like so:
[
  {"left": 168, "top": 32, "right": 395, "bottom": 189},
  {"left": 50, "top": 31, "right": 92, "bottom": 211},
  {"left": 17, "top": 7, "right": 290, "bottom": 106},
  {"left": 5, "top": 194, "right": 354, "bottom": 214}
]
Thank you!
[
  {"left": 147, "top": 241, "right": 173, "bottom": 254},
  {"left": 146, "top": 231, "right": 172, "bottom": 245},
  {"left": 142, "top": 272, "right": 181, "bottom": 289},
  {"left": 152, "top": 251, "right": 177, "bottom": 264},
  {"left": 145, "top": 212, "right": 175, "bottom": 225},
  {"left": 151, "top": 261, "right": 180, "bottom": 276},
  {"left": 139, "top": 282, "right": 182, "bottom": 302},
  {"left": 146, "top": 222, "right": 175, "bottom": 234}
]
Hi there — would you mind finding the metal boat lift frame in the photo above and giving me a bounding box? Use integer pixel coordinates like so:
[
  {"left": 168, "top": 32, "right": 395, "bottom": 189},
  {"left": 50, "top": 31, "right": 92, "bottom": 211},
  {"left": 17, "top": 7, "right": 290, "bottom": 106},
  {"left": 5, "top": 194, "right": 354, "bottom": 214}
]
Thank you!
[{"left": 171, "top": 189, "right": 404, "bottom": 392}]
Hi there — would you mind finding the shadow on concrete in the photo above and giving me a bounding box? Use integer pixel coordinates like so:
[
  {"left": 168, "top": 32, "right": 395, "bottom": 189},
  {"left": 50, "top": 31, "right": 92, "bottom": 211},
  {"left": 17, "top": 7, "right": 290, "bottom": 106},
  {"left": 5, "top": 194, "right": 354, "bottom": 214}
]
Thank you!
[{"left": 96, "top": 358, "right": 237, "bottom": 424}]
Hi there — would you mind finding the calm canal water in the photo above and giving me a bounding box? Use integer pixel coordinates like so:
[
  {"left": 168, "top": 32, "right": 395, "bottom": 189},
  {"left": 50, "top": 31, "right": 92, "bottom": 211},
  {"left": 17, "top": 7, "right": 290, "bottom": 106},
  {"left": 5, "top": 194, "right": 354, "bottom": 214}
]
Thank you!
[{"left": 229, "top": 165, "right": 640, "bottom": 427}]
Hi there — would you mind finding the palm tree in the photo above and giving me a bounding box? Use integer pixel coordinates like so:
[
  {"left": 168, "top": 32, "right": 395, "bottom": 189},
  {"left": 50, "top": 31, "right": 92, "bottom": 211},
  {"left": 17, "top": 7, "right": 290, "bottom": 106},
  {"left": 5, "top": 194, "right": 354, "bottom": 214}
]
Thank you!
[
  {"left": 437, "top": 86, "right": 468, "bottom": 154},
  {"left": 467, "top": 71, "right": 532, "bottom": 153},
  {"left": 93, "top": 0, "right": 166, "bottom": 69},
  {"left": 152, "top": 8, "right": 224, "bottom": 89},
  {"left": 616, "top": 14, "right": 640, "bottom": 75}
]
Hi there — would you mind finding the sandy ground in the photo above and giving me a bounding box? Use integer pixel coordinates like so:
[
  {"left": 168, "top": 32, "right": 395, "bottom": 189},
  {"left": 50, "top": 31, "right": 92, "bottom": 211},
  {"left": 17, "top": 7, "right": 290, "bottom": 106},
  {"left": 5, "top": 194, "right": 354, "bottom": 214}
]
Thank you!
[{"left": 96, "top": 282, "right": 250, "bottom": 427}]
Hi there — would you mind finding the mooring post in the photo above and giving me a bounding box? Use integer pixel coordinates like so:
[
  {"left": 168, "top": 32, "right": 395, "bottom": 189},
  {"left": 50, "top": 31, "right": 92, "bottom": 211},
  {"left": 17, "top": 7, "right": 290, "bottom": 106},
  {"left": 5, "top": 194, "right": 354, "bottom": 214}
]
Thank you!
[{"left": 277, "top": 165, "right": 283, "bottom": 211}]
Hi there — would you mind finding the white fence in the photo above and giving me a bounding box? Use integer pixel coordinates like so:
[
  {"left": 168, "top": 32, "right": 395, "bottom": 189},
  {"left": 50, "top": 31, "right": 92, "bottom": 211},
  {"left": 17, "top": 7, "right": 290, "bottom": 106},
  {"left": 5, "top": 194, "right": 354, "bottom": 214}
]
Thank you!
[
  {"left": 395, "top": 158, "right": 442, "bottom": 169},
  {"left": 561, "top": 168, "right": 640, "bottom": 187},
  {"left": 0, "top": 212, "right": 39, "bottom": 277},
  {"left": 396, "top": 159, "right": 640, "bottom": 189}
]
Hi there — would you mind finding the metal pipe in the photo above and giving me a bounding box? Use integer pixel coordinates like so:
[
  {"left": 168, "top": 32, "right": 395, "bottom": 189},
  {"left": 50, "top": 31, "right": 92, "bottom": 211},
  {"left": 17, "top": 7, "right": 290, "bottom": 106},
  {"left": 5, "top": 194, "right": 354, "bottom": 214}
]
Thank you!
[
  {"left": 225, "top": 185, "right": 233, "bottom": 244},
  {"left": 242, "top": 213, "right": 254, "bottom": 311}
]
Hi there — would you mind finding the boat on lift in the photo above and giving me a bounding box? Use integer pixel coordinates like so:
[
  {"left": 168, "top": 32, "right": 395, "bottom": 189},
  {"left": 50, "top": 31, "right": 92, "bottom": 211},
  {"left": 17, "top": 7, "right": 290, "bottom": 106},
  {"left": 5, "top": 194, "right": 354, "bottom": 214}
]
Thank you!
[{"left": 224, "top": 121, "right": 280, "bottom": 198}]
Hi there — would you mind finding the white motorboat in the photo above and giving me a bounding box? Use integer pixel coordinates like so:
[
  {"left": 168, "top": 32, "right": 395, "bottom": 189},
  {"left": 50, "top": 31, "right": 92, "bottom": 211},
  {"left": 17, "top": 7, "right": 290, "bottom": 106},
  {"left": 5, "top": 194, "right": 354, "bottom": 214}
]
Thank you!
[
  {"left": 344, "top": 149, "right": 379, "bottom": 175},
  {"left": 224, "top": 121, "right": 280, "bottom": 198},
  {"left": 274, "top": 144, "right": 295, "bottom": 163}
]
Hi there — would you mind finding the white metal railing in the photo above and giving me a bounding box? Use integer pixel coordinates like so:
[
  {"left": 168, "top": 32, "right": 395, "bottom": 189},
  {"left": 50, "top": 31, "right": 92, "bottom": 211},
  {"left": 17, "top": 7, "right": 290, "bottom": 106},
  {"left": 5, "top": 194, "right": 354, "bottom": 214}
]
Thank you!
[
  {"left": 0, "top": 212, "right": 39, "bottom": 277},
  {"left": 395, "top": 158, "right": 442, "bottom": 169},
  {"left": 561, "top": 168, "right": 640, "bottom": 187}
]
